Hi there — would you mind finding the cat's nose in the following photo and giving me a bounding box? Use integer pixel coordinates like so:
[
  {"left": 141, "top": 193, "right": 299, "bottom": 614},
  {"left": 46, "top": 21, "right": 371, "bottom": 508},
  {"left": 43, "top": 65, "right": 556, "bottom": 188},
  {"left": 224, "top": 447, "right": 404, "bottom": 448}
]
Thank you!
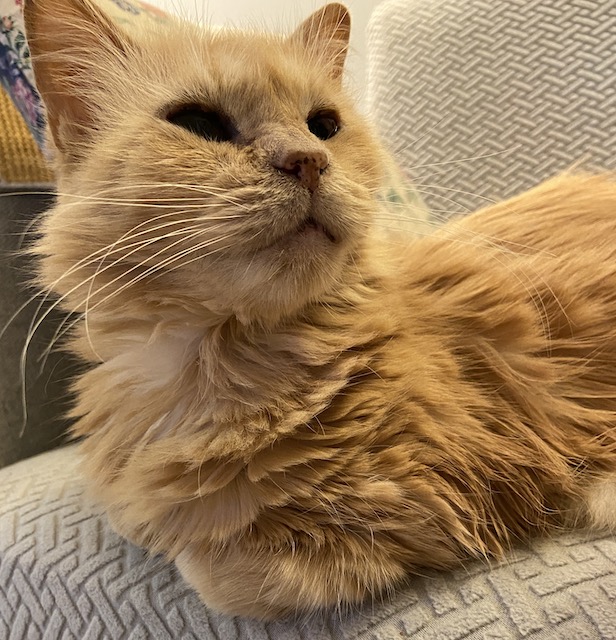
[{"left": 274, "top": 150, "right": 329, "bottom": 192}]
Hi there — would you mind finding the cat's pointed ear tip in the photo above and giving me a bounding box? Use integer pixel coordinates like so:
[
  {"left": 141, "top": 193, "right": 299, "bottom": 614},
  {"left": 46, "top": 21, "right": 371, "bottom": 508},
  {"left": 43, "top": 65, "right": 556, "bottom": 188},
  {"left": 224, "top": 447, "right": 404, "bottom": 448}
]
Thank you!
[
  {"left": 325, "top": 3, "right": 351, "bottom": 23},
  {"left": 22, "top": 0, "right": 38, "bottom": 28},
  {"left": 23, "top": 0, "right": 52, "bottom": 55},
  {"left": 23, "top": 0, "right": 64, "bottom": 22},
  {"left": 326, "top": 3, "right": 350, "bottom": 13},
  {"left": 24, "top": 0, "right": 79, "bottom": 38}
]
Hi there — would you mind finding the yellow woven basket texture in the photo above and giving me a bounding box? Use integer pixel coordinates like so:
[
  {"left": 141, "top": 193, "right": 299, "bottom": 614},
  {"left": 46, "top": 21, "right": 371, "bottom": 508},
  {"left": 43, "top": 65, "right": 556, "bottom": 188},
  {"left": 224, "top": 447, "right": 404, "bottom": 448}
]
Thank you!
[{"left": 0, "top": 85, "right": 53, "bottom": 184}]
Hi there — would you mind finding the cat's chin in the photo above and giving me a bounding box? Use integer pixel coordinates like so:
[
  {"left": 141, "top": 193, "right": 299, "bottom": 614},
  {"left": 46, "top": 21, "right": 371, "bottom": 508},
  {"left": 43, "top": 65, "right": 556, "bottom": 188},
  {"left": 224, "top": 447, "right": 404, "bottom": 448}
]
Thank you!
[
  {"left": 201, "top": 242, "right": 350, "bottom": 326},
  {"left": 229, "top": 255, "right": 345, "bottom": 325},
  {"left": 188, "top": 211, "right": 359, "bottom": 325},
  {"left": 305, "top": 216, "right": 336, "bottom": 238},
  {"left": 261, "top": 215, "right": 340, "bottom": 256},
  {"left": 290, "top": 216, "right": 338, "bottom": 244}
]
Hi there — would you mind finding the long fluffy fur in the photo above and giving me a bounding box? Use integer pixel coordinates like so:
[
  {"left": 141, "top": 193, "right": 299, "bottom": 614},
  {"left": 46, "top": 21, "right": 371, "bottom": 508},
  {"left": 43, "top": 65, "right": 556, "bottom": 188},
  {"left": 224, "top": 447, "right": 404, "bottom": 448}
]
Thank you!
[{"left": 24, "top": 0, "right": 616, "bottom": 620}]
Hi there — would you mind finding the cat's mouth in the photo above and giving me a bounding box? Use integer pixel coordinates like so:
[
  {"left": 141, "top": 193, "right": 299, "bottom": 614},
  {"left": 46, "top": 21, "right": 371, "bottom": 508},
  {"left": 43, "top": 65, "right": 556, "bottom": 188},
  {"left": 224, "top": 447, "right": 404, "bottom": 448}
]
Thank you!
[
  {"left": 295, "top": 217, "right": 338, "bottom": 244},
  {"left": 258, "top": 215, "right": 340, "bottom": 253}
]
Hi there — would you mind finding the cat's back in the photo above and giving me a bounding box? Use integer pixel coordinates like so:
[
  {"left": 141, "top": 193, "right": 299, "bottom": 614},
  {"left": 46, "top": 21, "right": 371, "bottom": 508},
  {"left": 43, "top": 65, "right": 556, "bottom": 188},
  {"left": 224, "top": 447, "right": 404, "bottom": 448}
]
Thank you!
[
  {"left": 390, "top": 172, "right": 616, "bottom": 415},
  {"left": 444, "top": 172, "right": 616, "bottom": 258},
  {"left": 397, "top": 173, "right": 616, "bottom": 312}
]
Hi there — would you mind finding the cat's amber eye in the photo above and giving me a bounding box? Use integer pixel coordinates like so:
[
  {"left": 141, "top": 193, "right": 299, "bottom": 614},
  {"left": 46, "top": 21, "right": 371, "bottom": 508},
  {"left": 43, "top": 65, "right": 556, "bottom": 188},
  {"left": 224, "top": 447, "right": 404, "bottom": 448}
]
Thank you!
[
  {"left": 166, "top": 106, "right": 233, "bottom": 143},
  {"left": 307, "top": 111, "right": 340, "bottom": 140}
]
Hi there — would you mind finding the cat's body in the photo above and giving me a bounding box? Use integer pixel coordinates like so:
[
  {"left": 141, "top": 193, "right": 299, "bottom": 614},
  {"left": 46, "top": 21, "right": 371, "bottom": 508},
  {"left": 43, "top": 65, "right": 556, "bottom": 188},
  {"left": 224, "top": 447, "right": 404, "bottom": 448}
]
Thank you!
[{"left": 23, "top": 0, "right": 616, "bottom": 620}]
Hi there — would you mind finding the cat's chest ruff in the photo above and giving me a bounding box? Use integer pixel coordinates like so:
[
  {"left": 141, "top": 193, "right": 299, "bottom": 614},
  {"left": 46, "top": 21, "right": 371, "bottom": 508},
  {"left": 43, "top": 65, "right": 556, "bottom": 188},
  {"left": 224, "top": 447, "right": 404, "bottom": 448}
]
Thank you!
[{"left": 104, "top": 325, "right": 203, "bottom": 392}]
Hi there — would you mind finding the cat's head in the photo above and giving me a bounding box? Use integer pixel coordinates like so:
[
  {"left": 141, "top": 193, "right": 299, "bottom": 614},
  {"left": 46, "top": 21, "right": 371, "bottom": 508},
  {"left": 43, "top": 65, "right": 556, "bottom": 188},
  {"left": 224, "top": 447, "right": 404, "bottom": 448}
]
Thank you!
[{"left": 26, "top": 0, "right": 387, "bottom": 328}]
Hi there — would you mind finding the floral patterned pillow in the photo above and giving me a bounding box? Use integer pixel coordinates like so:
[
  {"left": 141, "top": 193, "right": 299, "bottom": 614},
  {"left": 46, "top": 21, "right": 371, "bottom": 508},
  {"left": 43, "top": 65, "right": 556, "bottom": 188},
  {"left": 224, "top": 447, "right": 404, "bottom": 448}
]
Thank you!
[{"left": 0, "top": 0, "right": 170, "bottom": 149}]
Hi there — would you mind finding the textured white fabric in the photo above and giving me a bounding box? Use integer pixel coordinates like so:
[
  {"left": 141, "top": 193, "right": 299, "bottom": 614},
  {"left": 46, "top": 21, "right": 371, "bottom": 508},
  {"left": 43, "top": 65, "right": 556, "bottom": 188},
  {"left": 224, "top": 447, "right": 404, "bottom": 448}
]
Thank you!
[
  {"left": 1, "top": 446, "right": 615, "bottom": 639},
  {"left": 367, "top": 0, "right": 616, "bottom": 214}
]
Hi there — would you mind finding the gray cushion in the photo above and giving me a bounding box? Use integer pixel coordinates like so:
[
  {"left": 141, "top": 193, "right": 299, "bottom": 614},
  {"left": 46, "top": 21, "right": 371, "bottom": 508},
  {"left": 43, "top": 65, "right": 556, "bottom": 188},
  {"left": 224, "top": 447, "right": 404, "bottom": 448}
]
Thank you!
[
  {"left": 367, "top": 0, "right": 616, "bottom": 214},
  {"left": 1, "top": 445, "right": 615, "bottom": 639},
  {"left": 0, "top": 188, "right": 76, "bottom": 469}
]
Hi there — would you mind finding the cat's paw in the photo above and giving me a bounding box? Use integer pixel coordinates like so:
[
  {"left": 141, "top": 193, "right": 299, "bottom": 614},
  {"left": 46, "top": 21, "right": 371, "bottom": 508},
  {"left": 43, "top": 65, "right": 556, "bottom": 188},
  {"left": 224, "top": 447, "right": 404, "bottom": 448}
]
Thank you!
[
  {"left": 584, "top": 473, "right": 616, "bottom": 531},
  {"left": 175, "top": 537, "right": 406, "bottom": 620}
]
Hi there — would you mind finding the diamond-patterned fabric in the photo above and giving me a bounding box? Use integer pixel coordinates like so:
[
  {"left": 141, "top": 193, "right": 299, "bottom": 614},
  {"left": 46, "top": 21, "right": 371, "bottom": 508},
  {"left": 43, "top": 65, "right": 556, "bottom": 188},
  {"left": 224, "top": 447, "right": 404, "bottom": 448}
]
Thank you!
[
  {"left": 1, "top": 446, "right": 615, "bottom": 639},
  {"left": 367, "top": 0, "right": 616, "bottom": 214}
]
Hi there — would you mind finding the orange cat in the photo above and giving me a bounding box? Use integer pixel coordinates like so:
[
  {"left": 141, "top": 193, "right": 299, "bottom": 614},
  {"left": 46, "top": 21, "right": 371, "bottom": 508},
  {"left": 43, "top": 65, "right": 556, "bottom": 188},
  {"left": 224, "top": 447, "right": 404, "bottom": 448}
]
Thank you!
[{"left": 25, "top": 0, "right": 616, "bottom": 620}]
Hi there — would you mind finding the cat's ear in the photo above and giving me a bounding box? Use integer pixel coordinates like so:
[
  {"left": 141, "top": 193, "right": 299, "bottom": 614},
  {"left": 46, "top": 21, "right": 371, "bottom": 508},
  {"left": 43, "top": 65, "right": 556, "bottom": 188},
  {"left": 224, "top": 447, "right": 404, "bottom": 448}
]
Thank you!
[
  {"left": 290, "top": 3, "right": 350, "bottom": 81},
  {"left": 24, "top": 0, "right": 133, "bottom": 159}
]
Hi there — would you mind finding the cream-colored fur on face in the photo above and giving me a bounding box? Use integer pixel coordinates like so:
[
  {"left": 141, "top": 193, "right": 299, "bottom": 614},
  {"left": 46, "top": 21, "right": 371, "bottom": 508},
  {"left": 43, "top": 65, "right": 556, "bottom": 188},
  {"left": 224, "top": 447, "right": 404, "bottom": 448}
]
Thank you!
[{"left": 25, "top": 0, "right": 616, "bottom": 621}]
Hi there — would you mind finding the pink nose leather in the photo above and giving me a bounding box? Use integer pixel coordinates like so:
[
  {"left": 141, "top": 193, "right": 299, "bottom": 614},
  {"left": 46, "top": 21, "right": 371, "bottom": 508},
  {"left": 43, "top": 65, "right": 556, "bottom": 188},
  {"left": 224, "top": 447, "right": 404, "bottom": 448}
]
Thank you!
[{"left": 275, "top": 150, "right": 329, "bottom": 192}]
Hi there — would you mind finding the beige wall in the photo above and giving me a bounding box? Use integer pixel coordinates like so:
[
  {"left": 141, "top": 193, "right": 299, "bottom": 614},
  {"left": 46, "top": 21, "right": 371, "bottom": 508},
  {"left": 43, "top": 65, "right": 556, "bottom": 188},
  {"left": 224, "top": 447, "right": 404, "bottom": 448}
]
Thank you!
[{"left": 148, "top": 0, "right": 383, "bottom": 102}]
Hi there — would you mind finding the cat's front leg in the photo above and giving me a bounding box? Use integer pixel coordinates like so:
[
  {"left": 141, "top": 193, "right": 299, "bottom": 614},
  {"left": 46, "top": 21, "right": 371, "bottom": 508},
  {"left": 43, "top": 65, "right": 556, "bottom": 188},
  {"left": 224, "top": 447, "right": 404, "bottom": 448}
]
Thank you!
[
  {"left": 583, "top": 473, "right": 616, "bottom": 531},
  {"left": 175, "top": 535, "right": 407, "bottom": 620}
]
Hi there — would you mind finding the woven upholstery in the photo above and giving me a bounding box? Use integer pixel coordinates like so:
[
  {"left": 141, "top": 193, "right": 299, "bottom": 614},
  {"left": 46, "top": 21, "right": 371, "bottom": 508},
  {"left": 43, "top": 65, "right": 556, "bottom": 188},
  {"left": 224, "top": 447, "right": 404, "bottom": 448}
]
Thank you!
[
  {"left": 367, "top": 0, "right": 616, "bottom": 214},
  {"left": 1, "top": 445, "right": 616, "bottom": 639},
  {"left": 0, "top": 87, "right": 52, "bottom": 184}
]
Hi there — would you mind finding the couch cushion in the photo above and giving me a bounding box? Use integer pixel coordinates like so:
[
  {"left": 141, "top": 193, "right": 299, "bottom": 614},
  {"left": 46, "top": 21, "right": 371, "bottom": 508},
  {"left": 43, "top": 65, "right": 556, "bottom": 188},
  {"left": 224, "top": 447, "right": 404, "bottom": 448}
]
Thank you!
[
  {"left": 367, "top": 0, "right": 616, "bottom": 214},
  {"left": 0, "top": 188, "right": 78, "bottom": 468},
  {"left": 1, "top": 445, "right": 615, "bottom": 639}
]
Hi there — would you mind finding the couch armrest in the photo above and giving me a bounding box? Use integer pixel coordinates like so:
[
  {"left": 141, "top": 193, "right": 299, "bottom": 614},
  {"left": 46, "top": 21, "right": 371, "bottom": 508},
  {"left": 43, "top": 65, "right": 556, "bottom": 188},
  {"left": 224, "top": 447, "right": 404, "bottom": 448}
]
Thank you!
[{"left": 0, "top": 188, "right": 77, "bottom": 468}]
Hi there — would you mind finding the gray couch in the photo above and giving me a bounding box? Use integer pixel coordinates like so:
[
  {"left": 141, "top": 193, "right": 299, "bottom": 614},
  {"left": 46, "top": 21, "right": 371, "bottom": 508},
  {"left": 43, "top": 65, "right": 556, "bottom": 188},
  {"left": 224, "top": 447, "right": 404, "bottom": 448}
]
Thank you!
[
  {"left": 1, "top": 0, "right": 616, "bottom": 637},
  {"left": 0, "top": 189, "right": 74, "bottom": 469}
]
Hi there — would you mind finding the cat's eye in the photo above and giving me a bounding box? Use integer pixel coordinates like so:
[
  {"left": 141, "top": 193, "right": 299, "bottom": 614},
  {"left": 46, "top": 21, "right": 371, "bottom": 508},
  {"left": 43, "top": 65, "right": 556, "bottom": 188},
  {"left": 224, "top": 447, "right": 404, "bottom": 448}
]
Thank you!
[
  {"left": 166, "top": 106, "right": 233, "bottom": 142},
  {"left": 307, "top": 111, "right": 340, "bottom": 140}
]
